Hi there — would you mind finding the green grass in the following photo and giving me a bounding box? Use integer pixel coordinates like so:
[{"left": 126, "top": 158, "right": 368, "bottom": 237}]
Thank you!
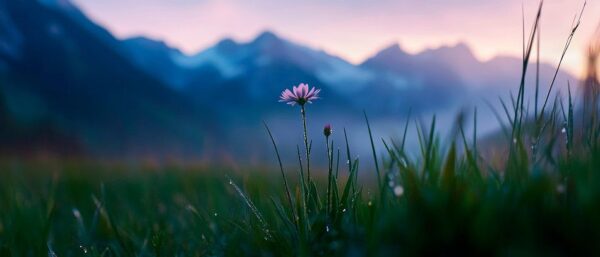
[
  {"left": 1, "top": 138, "right": 600, "bottom": 256},
  {"left": 2, "top": 2, "right": 599, "bottom": 256}
]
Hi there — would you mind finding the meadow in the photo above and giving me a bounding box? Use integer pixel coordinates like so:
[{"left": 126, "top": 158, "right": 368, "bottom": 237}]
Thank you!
[{"left": 2, "top": 2, "right": 600, "bottom": 257}]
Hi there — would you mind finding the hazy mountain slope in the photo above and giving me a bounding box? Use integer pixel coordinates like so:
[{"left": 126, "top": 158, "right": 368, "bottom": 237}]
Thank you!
[
  {"left": 122, "top": 37, "right": 198, "bottom": 88},
  {"left": 0, "top": 0, "right": 580, "bottom": 162},
  {"left": 362, "top": 43, "right": 577, "bottom": 109},
  {"left": 360, "top": 44, "right": 467, "bottom": 112},
  {"left": 0, "top": 0, "right": 214, "bottom": 159},
  {"left": 178, "top": 32, "right": 358, "bottom": 116}
]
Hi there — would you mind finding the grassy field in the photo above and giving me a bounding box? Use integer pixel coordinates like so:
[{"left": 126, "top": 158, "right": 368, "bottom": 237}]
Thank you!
[
  {"left": 2, "top": 110, "right": 600, "bottom": 257},
  {"left": 2, "top": 2, "right": 600, "bottom": 257}
]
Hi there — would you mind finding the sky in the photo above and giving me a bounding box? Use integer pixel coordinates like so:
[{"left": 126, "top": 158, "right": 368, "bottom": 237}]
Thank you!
[{"left": 71, "top": 0, "right": 599, "bottom": 77}]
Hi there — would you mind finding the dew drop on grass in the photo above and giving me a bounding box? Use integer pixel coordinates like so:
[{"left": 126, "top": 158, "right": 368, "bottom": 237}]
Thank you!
[
  {"left": 394, "top": 186, "right": 404, "bottom": 197},
  {"left": 214, "top": 212, "right": 218, "bottom": 217},
  {"left": 326, "top": 225, "right": 330, "bottom": 233},
  {"left": 342, "top": 208, "right": 347, "bottom": 213},
  {"left": 388, "top": 180, "right": 395, "bottom": 187},
  {"left": 185, "top": 204, "right": 194, "bottom": 212},
  {"left": 80, "top": 245, "right": 88, "bottom": 254},
  {"left": 263, "top": 229, "right": 273, "bottom": 241},
  {"left": 561, "top": 127, "right": 567, "bottom": 134},
  {"left": 346, "top": 160, "right": 350, "bottom": 165},
  {"left": 72, "top": 208, "right": 81, "bottom": 219},
  {"left": 48, "top": 244, "right": 58, "bottom": 257},
  {"left": 368, "top": 201, "right": 372, "bottom": 207},
  {"left": 557, "top": 184, "right": 566, "bottom": 194}
]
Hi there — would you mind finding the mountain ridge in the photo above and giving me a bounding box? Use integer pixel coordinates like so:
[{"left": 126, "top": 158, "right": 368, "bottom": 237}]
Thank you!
[
  {"left": 0, "top": 0, "right": 215, "bottom": 159},
  {"left": 0, "top": 0, "right": 579, "bottom": 162}
]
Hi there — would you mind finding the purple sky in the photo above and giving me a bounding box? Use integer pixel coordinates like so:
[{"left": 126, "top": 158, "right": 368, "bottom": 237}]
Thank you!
[{"left": 72, "top": 0, "right": 598, "bottom": 76}]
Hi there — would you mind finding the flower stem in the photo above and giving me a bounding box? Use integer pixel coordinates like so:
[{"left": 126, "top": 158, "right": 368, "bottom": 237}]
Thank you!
[
  {"left": 301, "top": 105, "right": 311, "bottom": 182},
  {"left": 326, "top": 136, "right": 332, "bottom": 215}
]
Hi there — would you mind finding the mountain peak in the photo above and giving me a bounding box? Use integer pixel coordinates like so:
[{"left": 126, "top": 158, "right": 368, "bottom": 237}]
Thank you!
[
  {"left": 125, "top": 36, "right": 166, "bottom": 48},
  {"left": 215, "top": 38, "right": 238, "bottom": 50},
  {"left": 252, "top": 31, "right": 283, "bottom": 46},
  {"left": 453, "top": 41, "right": 470, "bottom": 51},
  {"left": 124, "top": 36, "right": 182, "bottom": 54},
  {"left": 378, "top": 43, "right": 406, "bottom": 56},
  {"left": 360, "top": 42, "right": 411, "bottom": 69},
  {"left": 446, "top": 42, "right": 472, "bottom": 55},
  {"left": 421, "top": 42, "right": 475, "bottom": 59},
  {"left": 362, "top": 43, "right": 408, "bottom": 64},
  {"left": 38, "top": 0, "right": 77, "bottom": 11}
]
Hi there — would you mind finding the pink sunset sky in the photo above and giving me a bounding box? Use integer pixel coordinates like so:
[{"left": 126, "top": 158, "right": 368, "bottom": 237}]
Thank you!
[{"left": 72, "top": 0, "right": 599, "bottom": 77}]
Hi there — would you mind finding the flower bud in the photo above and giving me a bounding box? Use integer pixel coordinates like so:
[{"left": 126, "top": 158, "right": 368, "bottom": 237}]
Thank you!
[{"left": 323, "top": 124, "right": 332, "bottom": 137}]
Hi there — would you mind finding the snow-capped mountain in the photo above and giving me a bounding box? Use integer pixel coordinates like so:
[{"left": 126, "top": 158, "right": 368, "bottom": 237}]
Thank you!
[{"left": 0, "top": 0, "right": 579, "bottom": 161}]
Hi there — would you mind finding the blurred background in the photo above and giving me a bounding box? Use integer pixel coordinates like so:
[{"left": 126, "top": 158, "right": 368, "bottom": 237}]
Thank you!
[{"left": 0, "top": 0, "right": 597, "bottom": 166}]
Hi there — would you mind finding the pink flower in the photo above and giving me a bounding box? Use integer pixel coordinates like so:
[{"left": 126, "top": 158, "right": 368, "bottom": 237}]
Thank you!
[{"left": 279, "top": 83, "right": 321, "bottom": 106}]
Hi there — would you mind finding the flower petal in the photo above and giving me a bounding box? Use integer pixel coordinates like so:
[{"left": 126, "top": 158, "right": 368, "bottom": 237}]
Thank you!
[
  {"left": 307, "top": 87, "right": 316, "bottom": 97},
  {"left": 308, "top": 88, "right": 321, "bottom": 100},
  {"left": 282, "top": 89, "right": 293, "bottom": 99},
  {"left": 301, "top": 84, "right": 308, "bottom": 98}
]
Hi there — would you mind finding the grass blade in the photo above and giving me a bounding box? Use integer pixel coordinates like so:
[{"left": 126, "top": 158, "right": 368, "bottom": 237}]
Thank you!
[{"left": 364, "top": 111, "right": 383, "bottom": 201}]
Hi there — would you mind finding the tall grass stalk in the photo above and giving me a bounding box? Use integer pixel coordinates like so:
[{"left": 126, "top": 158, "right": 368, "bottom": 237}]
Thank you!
[
  {"left": 264, "top": 122, "right": 298, "bottom": 230},
  {"left": 538, "top": 3, "right": 586, "bottom": 124},
  {"left": 364, "top": 111, "right": 383, "bottom": 202}
]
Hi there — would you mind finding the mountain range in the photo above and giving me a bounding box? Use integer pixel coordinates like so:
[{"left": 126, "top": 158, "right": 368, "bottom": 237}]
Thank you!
[{"left": 0, "top": 0, "right": 577, "bottom": 162}]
